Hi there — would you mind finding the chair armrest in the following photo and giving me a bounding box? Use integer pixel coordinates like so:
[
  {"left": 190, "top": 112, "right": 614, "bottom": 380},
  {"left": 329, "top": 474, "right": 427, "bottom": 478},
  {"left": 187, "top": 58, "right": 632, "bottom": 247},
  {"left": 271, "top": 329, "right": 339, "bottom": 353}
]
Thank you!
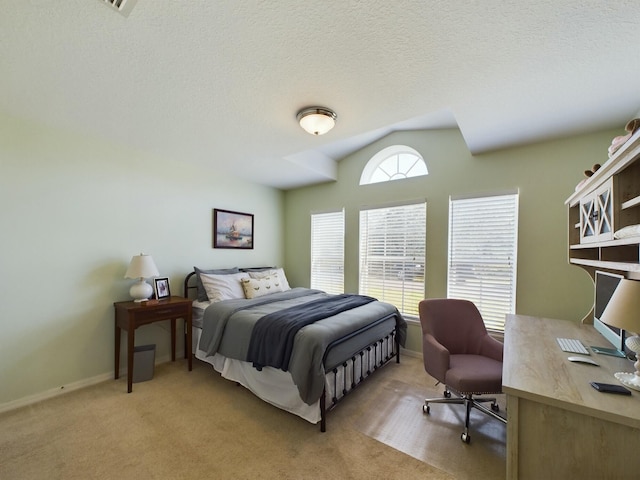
[
  {"left": 480, "top": 334, "right": 503, "bottom": 362},
  {"left": 423, "top": 333, "right": 450, "bottom": 383}
]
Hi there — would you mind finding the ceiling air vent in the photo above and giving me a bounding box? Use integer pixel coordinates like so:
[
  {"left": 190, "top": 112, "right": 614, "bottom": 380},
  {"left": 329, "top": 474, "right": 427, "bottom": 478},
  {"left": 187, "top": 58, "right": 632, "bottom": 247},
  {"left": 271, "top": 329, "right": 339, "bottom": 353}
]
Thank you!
[{"left": 101, "top": 0, "right": 138, "bottom": 17}]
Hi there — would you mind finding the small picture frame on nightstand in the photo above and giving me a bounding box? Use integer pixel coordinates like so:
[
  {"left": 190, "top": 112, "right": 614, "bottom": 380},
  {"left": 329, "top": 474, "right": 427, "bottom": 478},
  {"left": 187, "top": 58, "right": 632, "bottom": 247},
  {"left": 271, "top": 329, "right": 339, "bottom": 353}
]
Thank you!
[{"left": 154, "top": 277, "right": 170, "bottom": 299}]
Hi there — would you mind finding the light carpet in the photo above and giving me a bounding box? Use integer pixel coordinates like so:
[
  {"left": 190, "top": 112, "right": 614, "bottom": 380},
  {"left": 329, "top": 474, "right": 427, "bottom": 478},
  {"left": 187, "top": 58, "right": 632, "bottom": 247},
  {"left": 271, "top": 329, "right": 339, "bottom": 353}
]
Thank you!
[{"left": 1, "top": 356, "right": 464, "bottom": 480}]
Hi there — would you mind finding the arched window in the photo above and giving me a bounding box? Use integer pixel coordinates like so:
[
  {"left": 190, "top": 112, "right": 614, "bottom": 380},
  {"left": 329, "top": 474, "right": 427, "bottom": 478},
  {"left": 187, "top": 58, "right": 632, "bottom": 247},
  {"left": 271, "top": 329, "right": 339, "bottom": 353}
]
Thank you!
[{"left": 360, "top": 145, "right": 428, "bottom": 185}]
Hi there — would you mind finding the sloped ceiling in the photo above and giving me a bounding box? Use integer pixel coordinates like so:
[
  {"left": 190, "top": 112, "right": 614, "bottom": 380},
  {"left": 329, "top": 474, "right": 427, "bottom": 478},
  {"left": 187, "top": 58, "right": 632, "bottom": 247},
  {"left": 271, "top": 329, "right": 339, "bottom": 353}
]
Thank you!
[{"left": 2, "top": 1, "right": 640, "bottom": 189}]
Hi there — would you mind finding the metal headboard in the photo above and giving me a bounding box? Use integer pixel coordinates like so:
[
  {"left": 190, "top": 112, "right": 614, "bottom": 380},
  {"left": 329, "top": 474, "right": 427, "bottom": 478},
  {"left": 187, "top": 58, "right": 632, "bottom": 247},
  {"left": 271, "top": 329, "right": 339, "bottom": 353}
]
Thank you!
[
  {"left": 183, "top": 271, "right": 198, "bottom": 300},
  {"left": 184, "top": 266, "right": 277, "bottom": 300}
]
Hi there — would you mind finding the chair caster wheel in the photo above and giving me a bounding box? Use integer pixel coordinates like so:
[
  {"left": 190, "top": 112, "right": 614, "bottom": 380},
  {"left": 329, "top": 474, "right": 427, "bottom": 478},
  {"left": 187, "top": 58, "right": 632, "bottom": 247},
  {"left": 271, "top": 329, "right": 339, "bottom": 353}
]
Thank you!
[
  {"left": 491, "top": 403, "right": 500, "bottom": 412},
  {"left": 444, "top": 391, "right": 451, "bottom": 398},
  {"left": 423, "top": 404, "right": 430, "bottom": 414},
  {"left": 461, "top": 433, "right": 471, "bottom": 444}
]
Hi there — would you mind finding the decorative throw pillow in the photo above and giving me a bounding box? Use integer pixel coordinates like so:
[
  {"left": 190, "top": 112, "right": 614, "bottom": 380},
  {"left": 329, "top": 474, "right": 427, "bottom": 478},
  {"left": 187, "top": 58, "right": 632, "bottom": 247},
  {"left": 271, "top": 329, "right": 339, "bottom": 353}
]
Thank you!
[
  {"left": 614, "top": 224, "right": 640, "bottom": 239},
  {"left": 194, "top": 267, "right": 239, "bottom": 301},
  {"left": 241, "top": 275, "right": 283, "bottom": 299},
  {"left": 199, "top": 272, "right": 249, "bottom": 303},
  {"left": 248, "top": 267, "right": 291, "bottom": 291}
]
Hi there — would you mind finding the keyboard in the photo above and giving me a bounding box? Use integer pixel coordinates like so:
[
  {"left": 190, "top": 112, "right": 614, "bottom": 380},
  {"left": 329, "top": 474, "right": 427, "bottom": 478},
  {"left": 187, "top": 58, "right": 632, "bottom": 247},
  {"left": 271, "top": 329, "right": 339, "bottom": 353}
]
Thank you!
[{"left": 556, "top": 337, "right": 590, "bottom": 355}]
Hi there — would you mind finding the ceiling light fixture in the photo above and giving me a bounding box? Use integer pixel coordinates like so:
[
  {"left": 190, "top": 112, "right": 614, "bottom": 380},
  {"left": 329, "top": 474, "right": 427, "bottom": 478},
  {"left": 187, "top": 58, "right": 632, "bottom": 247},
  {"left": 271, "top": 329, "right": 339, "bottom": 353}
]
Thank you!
[{"left": 296, "top": 107, "right": 337, "bottom": 136}]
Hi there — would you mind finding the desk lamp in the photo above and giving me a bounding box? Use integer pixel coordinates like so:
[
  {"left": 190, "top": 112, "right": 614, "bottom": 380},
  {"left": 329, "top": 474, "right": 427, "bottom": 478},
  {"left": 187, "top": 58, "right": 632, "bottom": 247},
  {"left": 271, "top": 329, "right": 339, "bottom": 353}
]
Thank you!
[
  {"left": 600, "top": 278, "right": 640, "bottom": 391},
  {"left": 124, "top": 253, "right": 159, "bottom": 302}
]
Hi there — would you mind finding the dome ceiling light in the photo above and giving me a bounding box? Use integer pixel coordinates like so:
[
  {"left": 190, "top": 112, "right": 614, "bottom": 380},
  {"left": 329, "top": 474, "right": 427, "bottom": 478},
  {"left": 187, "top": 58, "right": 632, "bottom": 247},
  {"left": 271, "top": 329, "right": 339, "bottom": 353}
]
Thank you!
[{"left": 296, "top": 106, "right": 337, "bottom": 135}]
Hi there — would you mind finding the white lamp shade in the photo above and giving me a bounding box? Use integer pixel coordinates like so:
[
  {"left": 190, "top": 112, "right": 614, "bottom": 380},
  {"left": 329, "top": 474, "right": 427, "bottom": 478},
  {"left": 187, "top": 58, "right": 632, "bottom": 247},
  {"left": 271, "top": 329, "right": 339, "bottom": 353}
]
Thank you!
[
  {"left": 124, "top": 254, "right": 159, "bottom": 280},
  {"left": 600, "top": 278, "right": 640, "bottom": 391},
  {"left": 600, "top": 279, "right": 640, "bottom": 333},
  {"left": 297, "top": 107, "right": 337, "bottom": 135}
]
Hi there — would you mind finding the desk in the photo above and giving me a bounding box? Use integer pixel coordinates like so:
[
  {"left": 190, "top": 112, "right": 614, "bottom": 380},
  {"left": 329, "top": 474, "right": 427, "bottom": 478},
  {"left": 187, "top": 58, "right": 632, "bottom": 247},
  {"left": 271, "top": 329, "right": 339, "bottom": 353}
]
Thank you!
[
  {"left": 114, "top": 296, "right": 192, "bottom": 393},
  {"left": 503, "top": 314, "right": 640, "bottom": 479}
]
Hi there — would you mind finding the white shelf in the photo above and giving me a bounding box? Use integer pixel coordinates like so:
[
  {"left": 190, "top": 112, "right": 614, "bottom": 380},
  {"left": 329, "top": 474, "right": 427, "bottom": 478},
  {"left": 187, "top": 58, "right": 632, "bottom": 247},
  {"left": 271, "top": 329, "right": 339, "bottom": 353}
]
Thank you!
[
  {"left": 569, "top": 258, "right": 640, "bottom": 271},
  {"left": 621, "top": 196, "right": 640, "bottom": 210},
  {"left": 569, "top": 237, "right": 640, "bottom": 249},
  {"left": 566, "top": 128, "right": 640, "bottom": 207}
]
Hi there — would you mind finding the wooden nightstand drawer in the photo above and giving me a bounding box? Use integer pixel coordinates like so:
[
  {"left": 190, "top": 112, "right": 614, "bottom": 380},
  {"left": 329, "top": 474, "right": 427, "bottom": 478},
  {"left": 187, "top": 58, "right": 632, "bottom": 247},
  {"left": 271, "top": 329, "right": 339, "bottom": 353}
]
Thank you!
[{"left": 134, "top": 304, "right": 188, "bottom": 323}]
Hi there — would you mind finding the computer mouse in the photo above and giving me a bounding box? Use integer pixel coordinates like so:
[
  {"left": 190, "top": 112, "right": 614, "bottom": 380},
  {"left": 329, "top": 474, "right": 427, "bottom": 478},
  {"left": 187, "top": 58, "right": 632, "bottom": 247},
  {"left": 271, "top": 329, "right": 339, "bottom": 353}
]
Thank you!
[{"left": 567, "top": 356, "right": 599, "bottom": 366}]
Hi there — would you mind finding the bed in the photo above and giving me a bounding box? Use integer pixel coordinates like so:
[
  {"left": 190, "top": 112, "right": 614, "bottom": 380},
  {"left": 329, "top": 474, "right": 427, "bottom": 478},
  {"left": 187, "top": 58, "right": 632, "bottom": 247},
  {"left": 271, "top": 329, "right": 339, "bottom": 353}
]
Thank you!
[{"left": 184, "top": 267, "right": 407, "bottom": 431}]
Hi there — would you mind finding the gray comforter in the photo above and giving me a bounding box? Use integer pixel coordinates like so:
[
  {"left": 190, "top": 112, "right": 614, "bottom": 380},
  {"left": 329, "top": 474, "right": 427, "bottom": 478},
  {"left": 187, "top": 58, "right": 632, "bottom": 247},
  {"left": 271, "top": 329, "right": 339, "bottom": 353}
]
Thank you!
[{"left": 198, "top": 288, "right": 407, "bottom": 405}]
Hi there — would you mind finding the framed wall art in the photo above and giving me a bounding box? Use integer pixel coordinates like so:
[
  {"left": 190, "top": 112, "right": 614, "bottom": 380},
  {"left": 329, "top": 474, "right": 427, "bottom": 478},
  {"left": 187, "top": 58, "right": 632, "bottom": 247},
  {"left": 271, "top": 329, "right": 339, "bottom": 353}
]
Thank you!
[
  {"left": 213, "top": 208, "right": 254, "bottom": 249},
  {"left": 153, "top": 277, "right": 171, "bottom": 299}
]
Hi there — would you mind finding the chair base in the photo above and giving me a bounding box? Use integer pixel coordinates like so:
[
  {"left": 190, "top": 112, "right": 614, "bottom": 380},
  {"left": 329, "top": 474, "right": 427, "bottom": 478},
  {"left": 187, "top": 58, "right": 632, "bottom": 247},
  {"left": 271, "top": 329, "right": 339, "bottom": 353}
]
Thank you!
[{"left": 423, "top": 388, "right": 507, "bottom": 444}]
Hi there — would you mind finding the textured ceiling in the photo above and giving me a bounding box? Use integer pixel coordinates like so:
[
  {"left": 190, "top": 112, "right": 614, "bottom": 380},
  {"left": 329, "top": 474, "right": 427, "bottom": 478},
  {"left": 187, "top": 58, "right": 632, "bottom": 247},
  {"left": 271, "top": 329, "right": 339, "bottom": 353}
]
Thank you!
[{"left": 2, "top": 1, "right": 640, "bottom": 189}]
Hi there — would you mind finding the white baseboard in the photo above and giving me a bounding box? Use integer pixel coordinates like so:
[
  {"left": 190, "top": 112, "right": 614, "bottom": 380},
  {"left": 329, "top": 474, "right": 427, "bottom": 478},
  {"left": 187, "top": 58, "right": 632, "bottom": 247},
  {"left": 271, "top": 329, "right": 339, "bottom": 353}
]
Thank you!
[
  {"left": 400, "top": 347, "right": 422, "bottom": 359},
  {"left": 0, "top": 353, "right": 173, "bottom": 415}
]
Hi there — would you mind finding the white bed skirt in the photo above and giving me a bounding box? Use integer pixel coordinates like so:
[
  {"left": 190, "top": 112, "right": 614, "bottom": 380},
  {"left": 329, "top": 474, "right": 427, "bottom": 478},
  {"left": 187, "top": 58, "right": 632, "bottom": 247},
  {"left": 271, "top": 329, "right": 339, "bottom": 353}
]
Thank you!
[
  {"left": 192, "top": 319, "right": 391, "bottom": 426},
  {"left": 193, "top": 328, "right": 323, "bottom": 423}
]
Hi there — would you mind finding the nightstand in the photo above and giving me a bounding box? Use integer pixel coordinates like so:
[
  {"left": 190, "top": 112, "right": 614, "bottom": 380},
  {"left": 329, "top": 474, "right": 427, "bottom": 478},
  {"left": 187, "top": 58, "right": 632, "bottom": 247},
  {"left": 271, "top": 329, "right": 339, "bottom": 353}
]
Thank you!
[{"left": 114, "top": 296, "right": 192, "bottom": 393}]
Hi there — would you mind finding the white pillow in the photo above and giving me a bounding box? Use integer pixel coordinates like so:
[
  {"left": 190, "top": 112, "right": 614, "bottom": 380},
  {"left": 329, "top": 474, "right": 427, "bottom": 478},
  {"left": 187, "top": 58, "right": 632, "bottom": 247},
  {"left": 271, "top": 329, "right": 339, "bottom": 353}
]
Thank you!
[
  {"left": 200, "top": 272, "right": 249, "bottom": 302},
  {"left": 241, "top": 275, "right": 283, "bottom": 299},
  {"left": 614, "top": 224, "right": 640, "bottom": 239},
  {"left": 248, "top": 267, "right": 291, "bottom": 291}
]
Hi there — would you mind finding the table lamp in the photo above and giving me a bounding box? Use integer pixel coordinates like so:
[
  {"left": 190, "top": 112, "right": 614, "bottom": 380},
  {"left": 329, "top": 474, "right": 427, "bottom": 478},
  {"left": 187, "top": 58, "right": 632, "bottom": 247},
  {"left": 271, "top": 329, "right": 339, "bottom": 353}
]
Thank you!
[
  {"left": 124, "top": 253, "right": 159, "bottom": 302},
  {"left": 599, "top": 278, "right": 640, "bottom": 391}
]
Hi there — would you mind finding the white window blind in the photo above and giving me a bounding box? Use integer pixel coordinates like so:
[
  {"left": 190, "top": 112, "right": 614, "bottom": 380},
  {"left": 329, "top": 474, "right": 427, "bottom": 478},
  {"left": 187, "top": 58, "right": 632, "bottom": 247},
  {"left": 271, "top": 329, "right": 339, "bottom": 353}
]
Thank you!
[
  {"left": 448, "top": 193, "right": 519, "bottom": 332},
  {"left": 359, "top": 202, "right": 426, "bottom": 317},
  {"left": 311, "top": 210, "right": 344, "bottom": 294}
]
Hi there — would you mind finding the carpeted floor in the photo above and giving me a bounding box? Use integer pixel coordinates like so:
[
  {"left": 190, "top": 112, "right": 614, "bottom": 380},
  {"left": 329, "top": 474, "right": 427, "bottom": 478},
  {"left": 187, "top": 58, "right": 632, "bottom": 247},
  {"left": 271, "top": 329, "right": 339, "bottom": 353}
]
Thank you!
[{"left": 0, "top": 355, "right": 505, "bottom": 479}]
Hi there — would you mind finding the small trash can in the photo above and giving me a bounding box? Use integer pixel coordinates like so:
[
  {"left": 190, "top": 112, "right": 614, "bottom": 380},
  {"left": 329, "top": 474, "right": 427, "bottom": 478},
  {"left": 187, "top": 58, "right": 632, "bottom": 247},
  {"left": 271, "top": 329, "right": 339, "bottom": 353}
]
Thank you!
[{"left": 132, "top": 344, "right": 155, "bottom": 383}]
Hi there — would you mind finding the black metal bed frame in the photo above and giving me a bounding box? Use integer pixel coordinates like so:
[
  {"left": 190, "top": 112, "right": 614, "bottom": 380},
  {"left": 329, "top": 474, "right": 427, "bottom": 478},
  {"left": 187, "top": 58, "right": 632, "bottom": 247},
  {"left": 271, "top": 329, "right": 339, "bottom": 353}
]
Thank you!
[
  {"left": 183, "top": 271, "right": 401, "bottom": 432},
  {"left": 320, "top": 324, "right": 399, "bottom": 431}
]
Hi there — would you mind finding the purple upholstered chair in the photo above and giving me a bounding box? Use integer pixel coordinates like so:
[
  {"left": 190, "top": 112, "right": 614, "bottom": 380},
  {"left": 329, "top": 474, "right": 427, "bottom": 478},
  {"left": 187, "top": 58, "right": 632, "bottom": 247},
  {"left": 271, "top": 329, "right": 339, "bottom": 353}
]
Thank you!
[{"left": 419, "top": 298, "right": 506, "bottom": 444}]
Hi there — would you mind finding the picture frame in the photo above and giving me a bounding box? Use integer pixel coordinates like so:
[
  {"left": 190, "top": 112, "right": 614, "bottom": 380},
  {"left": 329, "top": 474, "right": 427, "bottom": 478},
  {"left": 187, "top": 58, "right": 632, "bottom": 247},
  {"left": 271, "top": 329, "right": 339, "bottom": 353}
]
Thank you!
[
  {"left": 154, "top": 277, "right": 171, "bottom": 299},
  {"left": 213, "top": 208, "right": 254, "bottom": 249}
]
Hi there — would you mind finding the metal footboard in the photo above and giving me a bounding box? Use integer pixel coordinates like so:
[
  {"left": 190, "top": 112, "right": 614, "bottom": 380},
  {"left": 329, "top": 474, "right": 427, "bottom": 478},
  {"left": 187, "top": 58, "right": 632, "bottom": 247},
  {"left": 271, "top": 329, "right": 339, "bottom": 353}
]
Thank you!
[{"left": 319, "top": 323, "right": 399, "bottom": 432}]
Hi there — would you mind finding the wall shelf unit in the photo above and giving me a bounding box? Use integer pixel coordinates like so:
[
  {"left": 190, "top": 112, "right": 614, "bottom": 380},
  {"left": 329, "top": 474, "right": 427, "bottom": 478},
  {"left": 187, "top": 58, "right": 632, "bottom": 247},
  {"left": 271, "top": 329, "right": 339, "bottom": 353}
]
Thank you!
[{"left": 566, "top": 128, "right": 640, "bottom": 283}]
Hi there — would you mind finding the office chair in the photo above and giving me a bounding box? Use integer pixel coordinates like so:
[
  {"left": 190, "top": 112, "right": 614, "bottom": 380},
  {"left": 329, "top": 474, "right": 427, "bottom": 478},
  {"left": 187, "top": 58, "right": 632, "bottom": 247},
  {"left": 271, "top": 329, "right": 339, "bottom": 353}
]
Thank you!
[{"left": 419, "top": 298, "right": 506, "bottom": 443}]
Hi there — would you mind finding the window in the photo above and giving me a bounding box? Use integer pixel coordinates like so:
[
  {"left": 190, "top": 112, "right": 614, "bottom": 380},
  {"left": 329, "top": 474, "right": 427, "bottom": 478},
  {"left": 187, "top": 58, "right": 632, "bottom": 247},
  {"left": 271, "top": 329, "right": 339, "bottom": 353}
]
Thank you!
[
  {"left": 311, "top": 210, "right": 344, "bottom": 294},
  {"left": 359, "top": 202, "right": 426, "bottom": 317},
  {"left": 447, "top": 192, "right": 519, "bottom": 333},
  {"left": 360, "top": 145, "right": 428, "bottom": 185}
]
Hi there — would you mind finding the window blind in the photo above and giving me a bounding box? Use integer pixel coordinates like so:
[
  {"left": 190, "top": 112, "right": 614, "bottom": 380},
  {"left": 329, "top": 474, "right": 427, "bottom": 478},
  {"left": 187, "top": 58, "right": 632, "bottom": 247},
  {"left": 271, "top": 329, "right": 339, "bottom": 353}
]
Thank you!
[
  {"left": 359, "top": 202, "right": 426, "bottom": 317},
  {"left": 310, "top": 210, "right": 344, "bottom": 294},
  {"left": 448, "top": 193, "right": 519, "bottom": 332}
]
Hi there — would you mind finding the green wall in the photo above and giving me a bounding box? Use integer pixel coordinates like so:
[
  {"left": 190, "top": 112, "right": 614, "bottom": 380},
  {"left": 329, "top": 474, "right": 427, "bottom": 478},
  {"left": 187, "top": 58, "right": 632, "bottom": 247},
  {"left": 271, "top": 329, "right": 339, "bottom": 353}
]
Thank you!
[
  {"left": 283, "top": 127, "right": 618, "bottom": 353},
  {"left": 0, "top": 112, "right": 284, "bottom": 407}
]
